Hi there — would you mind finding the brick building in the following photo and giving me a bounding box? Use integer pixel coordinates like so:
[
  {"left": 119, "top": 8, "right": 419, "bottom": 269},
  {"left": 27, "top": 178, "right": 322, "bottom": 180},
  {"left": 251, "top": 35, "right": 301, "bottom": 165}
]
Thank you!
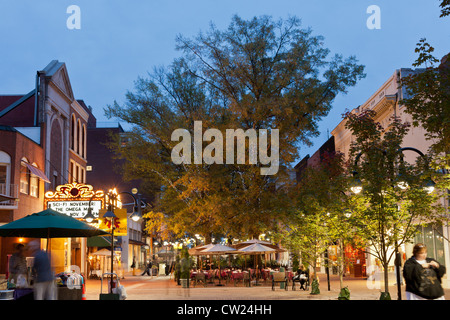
[
  {"left": 0, "top": 60, "right": 89, "bottom": 274},
  {"left": 85, "top": 118, "right": 150, "bottom": 272}
]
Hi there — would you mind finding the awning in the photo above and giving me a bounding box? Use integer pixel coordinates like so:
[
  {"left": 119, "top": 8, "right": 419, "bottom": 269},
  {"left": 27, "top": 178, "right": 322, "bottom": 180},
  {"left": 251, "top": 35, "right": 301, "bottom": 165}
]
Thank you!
[
  {"left": 0, "top": 194, "right": 17, "bottom": 202},
  {"left": 23, "top": 162, "right": 51, "bottom": 183},
  {"left": 87, "top": 235, "right": 114, "bottom": 248}
]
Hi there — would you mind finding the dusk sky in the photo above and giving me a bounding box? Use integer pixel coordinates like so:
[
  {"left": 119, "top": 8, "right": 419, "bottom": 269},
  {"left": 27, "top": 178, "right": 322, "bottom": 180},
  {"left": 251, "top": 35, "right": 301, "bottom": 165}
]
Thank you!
[{"left": 1, "top": 0, "right": 449, "bottom": 164}]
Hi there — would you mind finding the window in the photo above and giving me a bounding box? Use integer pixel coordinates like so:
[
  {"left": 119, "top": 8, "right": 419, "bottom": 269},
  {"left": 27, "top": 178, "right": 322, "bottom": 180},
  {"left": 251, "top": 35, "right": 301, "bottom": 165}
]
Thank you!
[
  {"left": 0, "top": 151, "right": 11, "bottom": 189},
  {"left": 70, "top": 162, "right": 74, "bottom": 183},
  {"left": 82, "top": 124, "right": 86, "bottom": 158},
  {"left": 77, "top": 120, "right": 81, "bottom": 155},
  {"left": 20, "top": 159, "right": 29, "bottom": 194},
  {"left": 414, "top": 224, "right": 446, "bottom": 266},
  {"left": 80, "top": 168, "right": 85, "bottom": 184},
  {"left": 29, "top": 163, "right": 39, "bottom": 198},
  {"left": 0, "top": 165, "right": 6, "bottom": 184},
  {"left": 71, "top": 115, "right": 76, "bottom": 151},
  {"left": 53, "top": 173, "right": 58, "bottom": 189}
]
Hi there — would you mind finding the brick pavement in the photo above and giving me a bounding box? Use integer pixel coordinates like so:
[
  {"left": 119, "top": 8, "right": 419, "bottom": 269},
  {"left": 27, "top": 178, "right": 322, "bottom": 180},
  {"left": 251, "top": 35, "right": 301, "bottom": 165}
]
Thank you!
[{"left": 84, "top": 272, "right": 450, "bottom": 300}]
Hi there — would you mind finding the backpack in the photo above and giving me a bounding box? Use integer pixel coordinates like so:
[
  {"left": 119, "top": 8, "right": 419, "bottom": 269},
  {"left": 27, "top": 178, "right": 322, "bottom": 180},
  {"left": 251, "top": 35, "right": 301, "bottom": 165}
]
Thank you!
[{"left": 417, "top": 265, "right": 444, "bottom": 299}]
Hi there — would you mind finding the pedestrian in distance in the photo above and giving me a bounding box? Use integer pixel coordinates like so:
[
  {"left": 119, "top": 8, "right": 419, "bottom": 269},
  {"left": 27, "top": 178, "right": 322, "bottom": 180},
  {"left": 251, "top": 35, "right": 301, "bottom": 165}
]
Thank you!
[
  {"left": 403, "top": 243, "right": 446, "bottom": 300},
  {"left": 141, "top": 260, "right": 153, "bottom": 276},
  {"left": 28, "top": 240, "right": 57, "bottom": 300},
  {"left": 131, "top": 256, "right": 136, "bottom": 276}
]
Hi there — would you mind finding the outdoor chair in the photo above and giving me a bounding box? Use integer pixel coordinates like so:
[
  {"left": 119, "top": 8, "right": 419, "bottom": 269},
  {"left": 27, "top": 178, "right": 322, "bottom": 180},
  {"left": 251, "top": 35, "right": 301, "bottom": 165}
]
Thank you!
[
  {"left": 194, "top": 273, "right": 207, "bottom": 287},
  {"left": 232, "top": 272, "right": 244, "bottom": 286},
  {"left": 207, "top": 270, "right": 215, "bottom": 284},
  {"left": 243, "top": 272, "right": 251, "bottom": 287},
  {"left": 261, "top": 270, "right": 269, "bottom": 283},
  {"left": 271, "top": 272, "right": 288, "bottom": 291}
]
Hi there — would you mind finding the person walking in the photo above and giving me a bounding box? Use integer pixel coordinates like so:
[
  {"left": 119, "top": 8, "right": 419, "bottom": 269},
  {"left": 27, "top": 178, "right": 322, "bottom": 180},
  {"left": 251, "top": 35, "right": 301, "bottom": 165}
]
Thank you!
[
  {"left": 8, "top": 243, "right": 28, "bottom": 286},
  {"left": 141, "top": 260, "right": 153, "bottom": 276},
  {"left": 403, "top": 243, "right": 446, "bottom": 300},
  {"left": 29, "top": 240, "right": 57, "bottom": 300},
  {"left": 131, "top": 257, "right": 136, "bottom": 276}
]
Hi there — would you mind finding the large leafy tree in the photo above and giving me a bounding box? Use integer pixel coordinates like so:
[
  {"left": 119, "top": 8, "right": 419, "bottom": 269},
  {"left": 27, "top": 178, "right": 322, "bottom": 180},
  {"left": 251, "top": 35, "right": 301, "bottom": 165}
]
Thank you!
[
  {"left": 440, "top": 0, "right": 450, "bottom": 18},
  {"left": 345, "top": 109, "right": 441, "bottom": 297},
  {"left": 105, "top": 15, "right": 365, "bottom": 240},
  {"left": 276, "top": 151, "right": 363, "bottom": 290}
]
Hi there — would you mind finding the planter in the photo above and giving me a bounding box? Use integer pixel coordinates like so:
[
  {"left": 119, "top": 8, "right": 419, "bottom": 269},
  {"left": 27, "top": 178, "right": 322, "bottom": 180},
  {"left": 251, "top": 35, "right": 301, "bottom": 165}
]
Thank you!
[
  {"left": 181, "top": 278, "right": 190, "bottom": 288},
  {"left": 380, "top": 292, "right": 391, "bottom": 300},
  {"left": 338, "top": 287, "right": 350, "bottom": 300},
  {"left": 310, "top": 279, "right": 320, "bottom": 295}
]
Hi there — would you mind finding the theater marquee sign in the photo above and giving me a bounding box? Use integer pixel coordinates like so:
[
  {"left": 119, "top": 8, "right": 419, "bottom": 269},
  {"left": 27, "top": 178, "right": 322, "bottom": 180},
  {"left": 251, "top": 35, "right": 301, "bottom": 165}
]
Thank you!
[{"left": 44, "top": 183, "right": 105, "bottom": 219}]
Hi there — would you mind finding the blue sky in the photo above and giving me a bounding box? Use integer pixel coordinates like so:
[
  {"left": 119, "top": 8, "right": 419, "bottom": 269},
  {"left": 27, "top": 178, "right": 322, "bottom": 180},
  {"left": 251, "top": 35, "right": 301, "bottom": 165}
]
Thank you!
[{"left": 0, "top": 0, "right": 449, "bottom": 164}]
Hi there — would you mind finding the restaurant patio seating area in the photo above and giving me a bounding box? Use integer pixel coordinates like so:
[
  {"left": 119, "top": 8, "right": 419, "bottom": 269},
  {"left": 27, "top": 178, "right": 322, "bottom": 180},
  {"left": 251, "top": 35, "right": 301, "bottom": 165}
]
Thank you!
[
  {"left": 185, "top": 267, "right": 299, "bottom": 289},
  {"left": 178, "top": 239, "right": 297, "bottom": 288}
]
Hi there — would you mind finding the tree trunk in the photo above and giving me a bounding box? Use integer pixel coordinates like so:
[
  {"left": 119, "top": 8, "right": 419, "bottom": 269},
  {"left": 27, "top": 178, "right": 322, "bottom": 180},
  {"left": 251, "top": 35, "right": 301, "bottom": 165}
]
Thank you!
[
  {"left": 383, "top": 262, "right": 389, "bottom": 293},
  {"left": 339, "top": 241, "right": 344, "bottom": 289}
]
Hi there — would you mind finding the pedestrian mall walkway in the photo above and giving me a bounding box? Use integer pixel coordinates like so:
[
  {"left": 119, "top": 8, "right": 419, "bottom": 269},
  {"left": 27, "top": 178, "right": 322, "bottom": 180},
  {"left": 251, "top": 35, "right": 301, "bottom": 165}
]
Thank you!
[{"left": 84, "top": 272, "right": 450, "bottom": 300}]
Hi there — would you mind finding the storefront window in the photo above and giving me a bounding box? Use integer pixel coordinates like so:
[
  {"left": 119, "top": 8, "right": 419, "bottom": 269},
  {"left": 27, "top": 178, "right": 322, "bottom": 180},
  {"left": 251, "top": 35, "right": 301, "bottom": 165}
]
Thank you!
[
  {"left": 434, "top": 224, "right": 445, "bottom": 266},
  {"left": 413, "top": 224, "right": 446, "bottom": 266}
]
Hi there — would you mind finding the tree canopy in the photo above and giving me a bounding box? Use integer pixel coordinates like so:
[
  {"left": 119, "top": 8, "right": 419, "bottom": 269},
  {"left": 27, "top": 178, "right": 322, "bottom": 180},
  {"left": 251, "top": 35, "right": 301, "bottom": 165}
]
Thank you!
[{"left": 105, "top": 15, "right": 365, "bottom": 240}]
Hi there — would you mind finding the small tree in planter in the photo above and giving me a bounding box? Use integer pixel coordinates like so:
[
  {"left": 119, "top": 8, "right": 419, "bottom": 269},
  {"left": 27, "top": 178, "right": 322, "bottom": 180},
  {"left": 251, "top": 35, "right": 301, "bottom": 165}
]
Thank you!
[
  {"left": 174, "top": 255, "right": 181, "bottom": 285},
  {"left": 180, "top": 247, "right": 192, "bottom": 288}
]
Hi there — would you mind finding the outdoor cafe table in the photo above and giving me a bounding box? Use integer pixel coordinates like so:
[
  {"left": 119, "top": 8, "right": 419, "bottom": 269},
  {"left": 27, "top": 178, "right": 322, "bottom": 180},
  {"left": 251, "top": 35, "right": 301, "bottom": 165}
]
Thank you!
[
  {"left": 231, "top": 271, "right": 250, "bottom": 286},
  {"left": 190, "top": 271, "right": 211, "bottom": 280},
  {"left": 231, "top": 271, "right": 243, "bottom": 281}
]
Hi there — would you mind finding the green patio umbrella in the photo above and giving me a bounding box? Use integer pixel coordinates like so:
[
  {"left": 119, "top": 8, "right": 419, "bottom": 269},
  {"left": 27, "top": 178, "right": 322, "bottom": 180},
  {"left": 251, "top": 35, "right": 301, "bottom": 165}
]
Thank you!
[{"left": 0, "top": 208, "right": 109, "bottom": 240}]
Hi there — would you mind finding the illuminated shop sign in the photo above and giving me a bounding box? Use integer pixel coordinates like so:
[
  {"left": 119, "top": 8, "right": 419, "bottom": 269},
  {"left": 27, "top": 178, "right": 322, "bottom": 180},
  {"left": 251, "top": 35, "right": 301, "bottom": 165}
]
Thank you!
[
  {"left": 44, "top": 183, "right": 127, "bottom": 235},
  {"left": 44, "top": 183, "right": 106, "bottom": 219},
  {"left": 47, "top": 200, "right": 102, "bottom": 219}
]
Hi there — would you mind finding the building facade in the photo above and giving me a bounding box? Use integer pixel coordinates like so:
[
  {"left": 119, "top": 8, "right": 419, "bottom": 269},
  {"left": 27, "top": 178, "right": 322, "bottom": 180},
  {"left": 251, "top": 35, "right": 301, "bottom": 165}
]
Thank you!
[
  {"left": 331, "top": 65, "right": 450, "bottom": 287},
  {"left": 0, "top": 60, "right": 89, "bottom": 274},
  {"left": 85, "top": 119, "right": 149, "bottom": 273}
]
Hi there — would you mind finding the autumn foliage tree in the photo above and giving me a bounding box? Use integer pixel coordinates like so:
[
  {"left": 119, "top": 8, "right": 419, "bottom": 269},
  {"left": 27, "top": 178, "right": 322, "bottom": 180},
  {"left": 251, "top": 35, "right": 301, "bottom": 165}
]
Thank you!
[{"left": 105, "top": 15, "right": 365, "bottom": 241}]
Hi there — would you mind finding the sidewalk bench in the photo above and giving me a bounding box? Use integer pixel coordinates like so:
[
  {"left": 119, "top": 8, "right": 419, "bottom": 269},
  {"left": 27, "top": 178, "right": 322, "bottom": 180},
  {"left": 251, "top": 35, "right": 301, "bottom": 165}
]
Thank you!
[{"left": 271, "top": 272, "right": 288, "bottom": 291}]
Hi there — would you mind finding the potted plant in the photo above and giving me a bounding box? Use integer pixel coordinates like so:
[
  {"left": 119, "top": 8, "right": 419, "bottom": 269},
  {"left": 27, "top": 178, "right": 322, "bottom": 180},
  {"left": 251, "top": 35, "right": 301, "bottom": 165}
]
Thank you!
[{"left": 180, "top": 247, "right": 191, "bottom": 288}]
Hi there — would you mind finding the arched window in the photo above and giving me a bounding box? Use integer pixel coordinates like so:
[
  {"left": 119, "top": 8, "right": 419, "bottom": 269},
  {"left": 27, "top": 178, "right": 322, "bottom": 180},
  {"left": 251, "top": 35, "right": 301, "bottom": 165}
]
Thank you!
[
  {"left": 77, "top": 119, "right": 81, "bottom": 155},
  {"left": 82, "top": 124, "right": 86, "bottom": 158},
  {"left": 30, "top": 163, "right": 39, "bottom": 197},
  {"left": 20, "top": 157, "right": 30, "bottom": 194},
  {"left": 0, "top": 151, "right": 11, "bottom": 186},
  {"left": 71, "top": 114, "right": 76, "bottom": 151}
]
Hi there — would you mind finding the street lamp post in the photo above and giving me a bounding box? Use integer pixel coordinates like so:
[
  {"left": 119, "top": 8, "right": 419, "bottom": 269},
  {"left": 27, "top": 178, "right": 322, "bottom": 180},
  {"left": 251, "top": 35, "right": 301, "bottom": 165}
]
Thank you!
[
  {"left": 84, "top": 189, "right": 142, "bottom": 294},
  {"left": 352, "top": 146, "right": 435, "bottom": 300},
  {"left": 103, "top": 206, "right": 117, "bottom": 294}
]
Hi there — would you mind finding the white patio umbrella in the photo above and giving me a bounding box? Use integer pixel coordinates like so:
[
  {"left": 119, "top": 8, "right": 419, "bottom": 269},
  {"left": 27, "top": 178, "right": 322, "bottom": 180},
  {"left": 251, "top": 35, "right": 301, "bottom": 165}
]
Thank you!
[
  {"left": 197, "top": 244, "right": 237, "bottom": 286},
  {"left": 234, "top": 239, "right": 285, "bottom": 252},
  {"left": 188, "top": 243, "right": 215, "bottom": 255},
  {"left": 92, "top": 249, "right": 119, "bottom": 274},
  {"left": 92, "top": 248, "right": 119, "bottom": 256},
  {"left": 237, "top": 243, "right": 276, "bottom": 254},
  {"left": 237, "top": 243, "right": 276, "bottom": 285}
]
